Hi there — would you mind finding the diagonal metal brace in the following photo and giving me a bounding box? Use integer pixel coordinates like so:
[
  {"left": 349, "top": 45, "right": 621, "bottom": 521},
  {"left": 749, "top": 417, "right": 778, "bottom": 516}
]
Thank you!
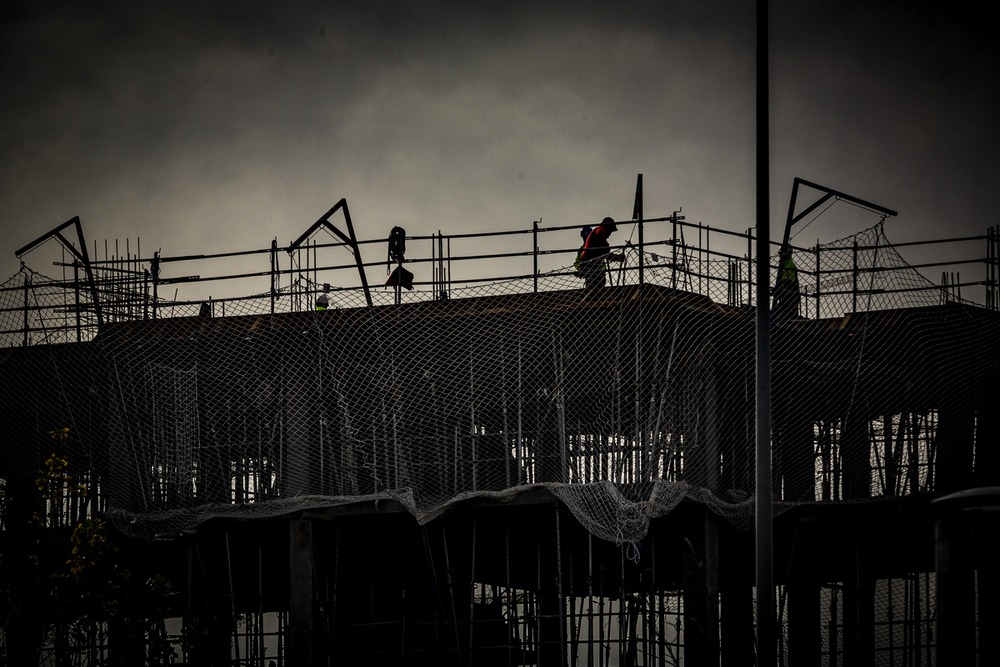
[
  {"left": 15, "top": 216, "right": 104, "bottom": 328},
  {"left": 288, "top": 199, "right": 373, "bottom": 309},
  {"left": 782, "top": 177, "right": 898, "bottom": 249}
]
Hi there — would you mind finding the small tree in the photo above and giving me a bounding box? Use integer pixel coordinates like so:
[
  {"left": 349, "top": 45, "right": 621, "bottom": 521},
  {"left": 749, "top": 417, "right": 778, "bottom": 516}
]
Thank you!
[{"left": 1, "top": 429, "right": 176, "bottom": 665}]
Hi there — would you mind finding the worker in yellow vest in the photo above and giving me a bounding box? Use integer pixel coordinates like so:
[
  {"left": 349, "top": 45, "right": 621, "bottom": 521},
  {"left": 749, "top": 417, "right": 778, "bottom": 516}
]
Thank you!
[{"left": 772, "top": 243, "right": 800, "bottom": 318}]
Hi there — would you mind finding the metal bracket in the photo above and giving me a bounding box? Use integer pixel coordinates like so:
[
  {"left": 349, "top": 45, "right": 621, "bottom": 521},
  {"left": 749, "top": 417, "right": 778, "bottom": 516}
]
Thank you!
[
  {"left": 781, "top": 177, "right": 898, "bottom": 249},
  {"left": 15, "top": 216, "right": 104, "bottom": 329},
  {"left": 289, "top": 199, "right": 373, "bottom": 309}
]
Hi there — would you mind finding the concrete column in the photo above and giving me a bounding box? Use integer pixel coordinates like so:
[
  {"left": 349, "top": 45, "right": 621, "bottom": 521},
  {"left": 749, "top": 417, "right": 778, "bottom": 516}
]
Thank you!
[
  {"left": 285, "top": 348, "right": 321, "bottom": 496},
  {"left": 683, "top": 506, "right": 720, "bottom": 666},
  {"left": 289, "top": 518, "right": 316, "bottom": 666},
  {"left": 721, "top": 576, "right": 754, "bottom": 667},
  {"left": 935, "top": 404, "right": 976, "bottom": 494},
  {"left": 787, "top": 581, "right": 820, "bottom": 665},
  {"left": 842, "top": 546, "right": 875, "bottom": 667},
  {"left": 936, "top": 516, "right": 976, "bottom": 665},
  {"left": 978, "top": 515, "right": 1000, "bottom": 667},
  {"left": 841, "top": 415, "right": 871, "bottom": 500}
]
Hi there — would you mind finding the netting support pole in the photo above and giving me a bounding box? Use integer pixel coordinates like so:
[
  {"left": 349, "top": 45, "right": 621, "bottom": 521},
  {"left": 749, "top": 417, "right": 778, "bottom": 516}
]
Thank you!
[{"left": 755, "top": 1, "right": 775, "bottom": 665}]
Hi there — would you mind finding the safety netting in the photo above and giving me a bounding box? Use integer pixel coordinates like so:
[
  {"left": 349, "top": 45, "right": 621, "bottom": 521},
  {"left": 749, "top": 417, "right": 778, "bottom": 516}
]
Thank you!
[{"left": 1, "top": 223, "right": 997, "bottom": 543}]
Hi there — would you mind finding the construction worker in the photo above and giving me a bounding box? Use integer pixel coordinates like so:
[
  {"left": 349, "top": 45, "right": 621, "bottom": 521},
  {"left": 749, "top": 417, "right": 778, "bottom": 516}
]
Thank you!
[
  {"left": 578, "top": 217, "right": 622, "bottom": 289},
  {"left": 772, "top": 243, "right": 800, "bottom": 318},
  {"left": 316, "top": 293, "right": 329, "bottom": 311}
]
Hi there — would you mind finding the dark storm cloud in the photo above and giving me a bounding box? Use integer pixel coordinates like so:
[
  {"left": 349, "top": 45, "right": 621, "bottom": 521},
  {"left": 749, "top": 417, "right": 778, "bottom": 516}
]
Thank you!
[
  {"left": 0, "top": 1, "right": 996, "bottom": 290},
  {"left": 769, "top": 1, "right": 1000, "bottom": 240}
]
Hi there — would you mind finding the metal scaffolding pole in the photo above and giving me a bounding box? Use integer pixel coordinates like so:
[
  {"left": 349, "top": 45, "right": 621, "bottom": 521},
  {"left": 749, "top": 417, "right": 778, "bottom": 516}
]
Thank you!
[{"left": 756, "top": 0, "right": 775, "bottom": 664}]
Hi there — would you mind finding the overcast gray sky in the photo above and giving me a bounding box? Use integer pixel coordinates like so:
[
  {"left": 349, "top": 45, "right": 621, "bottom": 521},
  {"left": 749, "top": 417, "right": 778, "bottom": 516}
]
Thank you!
[{"left": 1, "top": 1, "right": 996, "bottom": 299}]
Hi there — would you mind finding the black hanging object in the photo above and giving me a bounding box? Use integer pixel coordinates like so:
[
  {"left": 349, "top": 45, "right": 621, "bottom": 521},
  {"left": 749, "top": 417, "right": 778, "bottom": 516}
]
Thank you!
[{"left": 388, "top": 226, "right": 406, "bottom": 264}]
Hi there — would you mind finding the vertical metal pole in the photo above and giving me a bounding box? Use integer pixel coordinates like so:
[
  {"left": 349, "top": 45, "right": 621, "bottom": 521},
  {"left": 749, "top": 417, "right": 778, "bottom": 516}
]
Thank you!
[
  {"left": 518, "top": 338, "right": 523, "bottom": 485},
  {"left": 151, "top": 252, "right": 160, "bottom": 320},
  {"left": 533, "top": 220, "right": 539, "bottom": 293},
  {"left": 815, "top": 241, "right": 821, "bottom": 319},
  {"left": 555, "top": 507, "right": 566, "bottom": 666},
  {"left": 74, "top": 262, "right": 81, "bottom": 341},
  {"left": 990, "top": 225, "right": 1000, "bottom": 310},
  {"left": 707, "top": 225, "right": 711, "bottom": 295},
  {"left": 503, "top": 341, "right": 511, "bottom": 489},
  {"left": 698, "top": 223, "right": 703, "bottom": 294},
  {"left": 636, "top": 175, "right": 646, "bottom": 484},
  {"left": 23, "top": 273, "right": 30, "bottom": 347},
  {"left": 634, "top": 330, "right": 641, "bottom": 485},
  {"left": 636, "top": 174, "right": 644, "bottom": 289},
  {"left": 588, "top": 533, "right": 594, "bottom": 667},
  {"left": 756, "top": 0, "right": 775, "bottom": 665},
  {"left": 852, "top": 240, "right": 859, "bottom": 313},
  {"left": 536, "top": 545, "right": 542, "bottom": 667},
  {"left": 395, "top": 252, "right": 403, "bottom": 307},
  {"left": 990, "top": 226, "right": 1000, "bottom": 310},
  {"left": 439, "top": 232, "right": 446, "bottom": 300},
  {"left": 556, "top": 331, "right": 567, "bottom": 482},
  {"left": 672, "top": 215, "right": 678, "bottom": 290},
  {"left": 988, "top": 227, "right": 993, "bottom": 309},
  {"left": 469, "top": 521, "right": 477, "bottom": 665},
  {"left": 270, "top": 239, "right": 277, "bottom": 315}
]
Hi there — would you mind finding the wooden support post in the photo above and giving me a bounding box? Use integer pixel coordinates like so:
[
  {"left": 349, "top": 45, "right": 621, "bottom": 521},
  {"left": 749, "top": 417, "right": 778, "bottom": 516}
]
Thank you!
[
  {"left": 683, "top": 506, "right": 720, "bottom": 666},
  {"left": 289, "top": 518, "right": 316, "bottom": 667}
]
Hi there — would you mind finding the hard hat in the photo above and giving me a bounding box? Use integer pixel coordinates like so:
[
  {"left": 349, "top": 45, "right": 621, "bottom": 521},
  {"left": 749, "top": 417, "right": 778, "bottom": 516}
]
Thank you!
[{"left": 581, "top": 226, "right": 593, "bottom": 239}]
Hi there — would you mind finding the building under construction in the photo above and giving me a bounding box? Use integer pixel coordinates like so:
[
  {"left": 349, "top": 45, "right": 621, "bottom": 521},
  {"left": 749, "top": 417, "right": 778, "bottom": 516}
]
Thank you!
[{"left": 1, "top": 185, "right": 999, "bottom": 665}]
